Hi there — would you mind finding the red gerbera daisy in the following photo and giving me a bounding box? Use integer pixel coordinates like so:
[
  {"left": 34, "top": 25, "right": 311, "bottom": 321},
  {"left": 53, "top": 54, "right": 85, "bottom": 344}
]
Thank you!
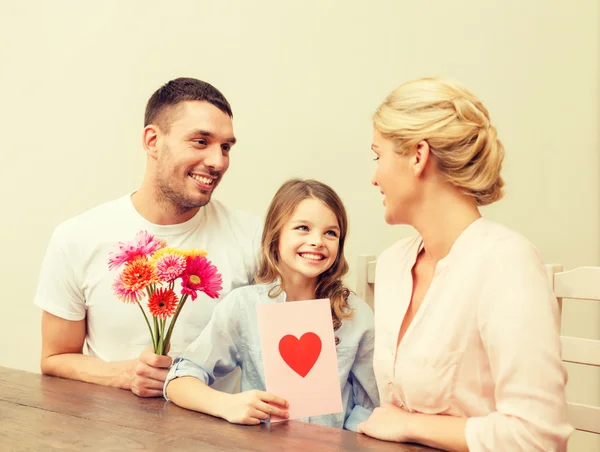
[
  {"left": 181, "top": 256, "right": 223, "bottom": 300},
  {"left": 147, "top": 288, "right": 178, "bottom": 319}
]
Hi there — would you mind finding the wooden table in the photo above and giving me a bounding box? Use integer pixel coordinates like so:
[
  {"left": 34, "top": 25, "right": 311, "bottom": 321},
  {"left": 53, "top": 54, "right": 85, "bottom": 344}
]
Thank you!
[{"left": 0, "top": 366, "right": 436, "bottom": 451}]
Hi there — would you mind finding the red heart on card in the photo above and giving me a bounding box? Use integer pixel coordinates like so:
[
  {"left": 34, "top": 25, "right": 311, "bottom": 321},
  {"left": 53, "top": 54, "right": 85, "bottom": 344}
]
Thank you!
[{"left": 278, "top": 332, "right": 322, "bottom": 378}]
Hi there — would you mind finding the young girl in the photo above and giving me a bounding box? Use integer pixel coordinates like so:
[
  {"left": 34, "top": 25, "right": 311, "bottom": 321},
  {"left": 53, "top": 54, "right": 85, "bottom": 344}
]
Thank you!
[{"left": 164, "top": 179, "right": 379, "bottom": 431}]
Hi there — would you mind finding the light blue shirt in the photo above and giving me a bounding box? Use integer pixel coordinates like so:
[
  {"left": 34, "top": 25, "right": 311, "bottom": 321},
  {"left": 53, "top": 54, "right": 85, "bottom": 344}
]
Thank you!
[{"left": 164, "top": 282, "right": 379, "bottom": 431}]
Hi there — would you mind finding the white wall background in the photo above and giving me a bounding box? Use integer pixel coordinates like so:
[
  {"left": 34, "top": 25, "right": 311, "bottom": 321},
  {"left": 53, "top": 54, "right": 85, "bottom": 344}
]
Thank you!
[{"left": 1, "top": 1, "right": 598, "bottom": 449}]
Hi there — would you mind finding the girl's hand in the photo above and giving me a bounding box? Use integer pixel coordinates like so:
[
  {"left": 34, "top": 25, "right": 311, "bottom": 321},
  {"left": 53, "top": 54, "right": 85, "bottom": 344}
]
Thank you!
[
  {"left": 221, "top": 390, "right": 289, "bottom": 425},
  {"left": 357, "top": 403, "right": 413, "bottom": 442}
]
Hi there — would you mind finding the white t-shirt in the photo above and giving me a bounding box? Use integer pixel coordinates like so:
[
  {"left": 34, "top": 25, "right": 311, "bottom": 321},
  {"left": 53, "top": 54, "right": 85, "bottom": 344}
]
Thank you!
[{"left": 34, "top": 193, "right": 262, "bottom": 365}]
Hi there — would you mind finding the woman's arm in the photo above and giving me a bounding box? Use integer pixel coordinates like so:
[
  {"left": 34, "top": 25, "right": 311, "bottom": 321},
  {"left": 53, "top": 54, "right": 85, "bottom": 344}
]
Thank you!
[
  {"left": 463, "top": 240, "right": 572, "bottom": 451},
  {"left": 359, "top": 404, "right": 468, "bottom": 451}
]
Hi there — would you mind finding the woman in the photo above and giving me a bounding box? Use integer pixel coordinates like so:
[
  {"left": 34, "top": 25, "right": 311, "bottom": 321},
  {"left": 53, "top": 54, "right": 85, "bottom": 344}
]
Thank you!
[{"left": 357, "top": 77, "right": 572, "bottom": 451}]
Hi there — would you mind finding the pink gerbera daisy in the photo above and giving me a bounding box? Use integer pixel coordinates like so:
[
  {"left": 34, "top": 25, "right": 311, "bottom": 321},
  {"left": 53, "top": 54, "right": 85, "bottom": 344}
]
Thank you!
[
  {"left": 181, "top": 256, "right": 223, "bottom": 300},
  {"left": 112, "top": 275, "right": 141, "bottom": 304},
  {"left": 108, "top": 230, "right": 166, "bottom": 270},
  {"left": 155, "top": 254, "right": 186, "bottom": 282}
]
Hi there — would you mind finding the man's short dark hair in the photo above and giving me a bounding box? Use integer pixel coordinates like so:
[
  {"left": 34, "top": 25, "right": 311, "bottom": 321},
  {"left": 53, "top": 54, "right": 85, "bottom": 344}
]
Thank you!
[{"left": 144, "top": 77, "right": 233, "bottom": 131}]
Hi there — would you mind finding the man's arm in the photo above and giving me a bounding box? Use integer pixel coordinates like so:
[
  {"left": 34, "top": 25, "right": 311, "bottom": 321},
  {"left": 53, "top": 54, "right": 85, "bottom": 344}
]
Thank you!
[{"left": 40, "top": 311, "right": 171, "bottom": 397}]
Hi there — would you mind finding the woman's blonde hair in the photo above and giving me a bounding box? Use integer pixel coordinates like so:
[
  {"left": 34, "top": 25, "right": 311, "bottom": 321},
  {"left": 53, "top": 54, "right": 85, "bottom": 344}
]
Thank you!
[
  {"left": 255, "top": 179, "right": 353, "bottom": 341},
  {"left": 373, "top": 77, "right": 505, "bottom": 206}
]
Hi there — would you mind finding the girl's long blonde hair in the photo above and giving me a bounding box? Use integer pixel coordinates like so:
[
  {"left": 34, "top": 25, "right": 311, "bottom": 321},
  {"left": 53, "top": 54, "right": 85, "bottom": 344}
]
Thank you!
[{"left": 255, "top": 179, "right": 353, "bottom": 340}]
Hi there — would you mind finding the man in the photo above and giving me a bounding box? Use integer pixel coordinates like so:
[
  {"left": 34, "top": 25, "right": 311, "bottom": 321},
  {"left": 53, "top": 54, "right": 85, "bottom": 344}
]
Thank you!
[{"left": 35, "top": 78, "right": 261, "bottom": 397}]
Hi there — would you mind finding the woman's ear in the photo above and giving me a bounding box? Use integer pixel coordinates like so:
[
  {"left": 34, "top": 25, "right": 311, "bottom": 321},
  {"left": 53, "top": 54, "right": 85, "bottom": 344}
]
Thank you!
[
  {"left": 412, "top": 140, "right": 431, "bottom": 178},
  {"left": 142, "top": 125, "right": 160, "bottom": 160}
]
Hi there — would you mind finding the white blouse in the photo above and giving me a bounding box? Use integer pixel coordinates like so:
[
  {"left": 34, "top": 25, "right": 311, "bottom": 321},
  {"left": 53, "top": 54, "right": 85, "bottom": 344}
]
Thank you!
[{"left": 373, "top": 218, "right": 573, "bottom": 451}]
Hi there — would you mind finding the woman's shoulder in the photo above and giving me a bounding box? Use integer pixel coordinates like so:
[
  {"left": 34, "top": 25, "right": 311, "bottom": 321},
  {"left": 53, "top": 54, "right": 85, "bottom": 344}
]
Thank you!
[
  {"left": 477, "top": 218, "right": 543, "bottom": 263},
  {"left": 377, "top": 235, "right": 421, "bottom": 265}
]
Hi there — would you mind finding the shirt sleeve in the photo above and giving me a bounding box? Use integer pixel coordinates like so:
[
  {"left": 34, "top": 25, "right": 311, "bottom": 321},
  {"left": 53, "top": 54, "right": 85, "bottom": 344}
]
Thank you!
[
  {"left": 33, "top": 225, "right": 86, "bottom": 321},
  {"left": 164, "top": 291, "right": 242, "bottom": 399},
  {"left": 248, "top": 216, "right": 263, "bottom": 284},
  {"left": 465, "top": 239, "right": 573, "bottom": 451},
  {"left": 344, "top": 308, "right": 380, "bottom": 431}
]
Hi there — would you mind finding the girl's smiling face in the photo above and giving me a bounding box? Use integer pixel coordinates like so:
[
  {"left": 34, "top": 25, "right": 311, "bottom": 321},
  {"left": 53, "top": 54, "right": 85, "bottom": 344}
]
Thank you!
[{"left": 277, "top": 198, "right": 340, "bottom": 285}]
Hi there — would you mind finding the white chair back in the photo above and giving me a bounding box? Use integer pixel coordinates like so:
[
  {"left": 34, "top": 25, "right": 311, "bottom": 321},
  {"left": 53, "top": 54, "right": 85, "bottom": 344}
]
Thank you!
[
  {"left": 356, "top": 255, "right": 376, "bottom": 308},
  {"left": 548, "top": 265, "right": 600, "bottom": 435}
]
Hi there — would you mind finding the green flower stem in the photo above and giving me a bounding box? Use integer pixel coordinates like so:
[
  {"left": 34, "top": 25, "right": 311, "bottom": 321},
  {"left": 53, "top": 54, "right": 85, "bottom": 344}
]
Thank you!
[
  {"left": 153, "top": 316, "right": 160, "bottom": 354},
  {"left": 163, "top": 294, "right": 188, "bottom": 351},
  {"left": 159, "top": 318, "right": 167, "bottom": 355},
  {"left": 136, "top": 301, "right": 156, "bottom": 351},
  {"left": 145, "top": 286, "right": 160, "bottom": 354}
]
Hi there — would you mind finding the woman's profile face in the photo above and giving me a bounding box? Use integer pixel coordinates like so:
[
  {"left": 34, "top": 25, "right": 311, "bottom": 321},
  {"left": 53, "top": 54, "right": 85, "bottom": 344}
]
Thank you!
[{"left": 371, "top": 128, "right": 417, "bottom": 225}]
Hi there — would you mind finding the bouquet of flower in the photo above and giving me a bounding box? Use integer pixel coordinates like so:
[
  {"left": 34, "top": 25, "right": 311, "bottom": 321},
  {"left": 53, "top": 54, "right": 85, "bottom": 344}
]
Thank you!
[{"left": 108, "top": 230, "right": 223, "bottom": 356}]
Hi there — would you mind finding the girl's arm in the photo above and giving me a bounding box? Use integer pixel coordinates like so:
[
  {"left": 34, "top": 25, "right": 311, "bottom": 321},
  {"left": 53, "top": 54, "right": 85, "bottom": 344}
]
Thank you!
[
  {"left": 343, "top": 330, "right": 379, "bottom": 431},
  {"left": 166, "top": 376, "right": 288, "bottom": 424},
  {"left": 343, "top": 300, "right": 380, "bottom": 431},
  {"left": 164, "top": 292, "right": 289, "bottom": 424},
  {"left": 166, "top": 375, "right": 230, "bottom": 418}
]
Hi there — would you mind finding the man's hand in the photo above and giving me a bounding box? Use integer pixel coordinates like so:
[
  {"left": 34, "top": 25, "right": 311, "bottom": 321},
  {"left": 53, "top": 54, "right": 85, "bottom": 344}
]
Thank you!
[
  {"left": 220, "top": 390, "right": 289, "bottom": 425},
  {"left": 40, "top": 312, "right": 173, "bottom": 395},
  {"left": 129, "top": 347, "right": 172, "bottom": 397}
]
